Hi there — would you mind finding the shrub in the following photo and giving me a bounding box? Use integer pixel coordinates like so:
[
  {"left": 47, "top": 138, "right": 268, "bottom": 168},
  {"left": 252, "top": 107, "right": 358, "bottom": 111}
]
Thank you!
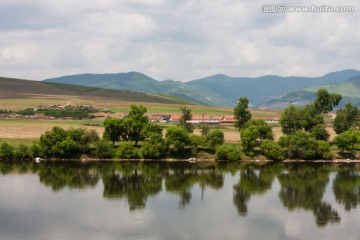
[
  {"left": 93, "top": 140, "right": 115, "bottom": 159},
  {"left": 334, "top": 129, "right": 358, "bottom": 152},
  {"left": 204, "top": 130, "right": 225, "bottom": 150},
  {"left": 240, "top": 126, "right": 259, "bottom": 154},
  {"left": 260, "top": 140, "right": 285, "bottom": 161},
  {"left": 165, "top": 126, "right": 190, "bottom": 155},
  {"left": 115, "top": 143, "right": 139, "bottom": 159},
  {"left": 279, "top": 131, "right": 332, "bottom": 160},
  {"left": 14, "top": 144, "right": 32, "bottom": 161},
  {"left": 215, "top": 144, "right": 241, "bottom": 161},
  {"left": 0, "top": 142, "right": 15, "bottom": 160}
]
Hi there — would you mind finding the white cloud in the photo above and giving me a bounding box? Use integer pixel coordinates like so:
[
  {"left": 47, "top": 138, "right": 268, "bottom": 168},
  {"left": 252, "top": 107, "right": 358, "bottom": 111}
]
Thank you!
[{"left": 0, "top": 0, "right": 359, "bottom": 80}]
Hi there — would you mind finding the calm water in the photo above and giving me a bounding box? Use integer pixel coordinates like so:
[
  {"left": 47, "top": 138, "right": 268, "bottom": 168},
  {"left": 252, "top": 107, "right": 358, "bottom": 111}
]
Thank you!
[{"left": 1, "top": 161, "right": 360, "bottom": 240}]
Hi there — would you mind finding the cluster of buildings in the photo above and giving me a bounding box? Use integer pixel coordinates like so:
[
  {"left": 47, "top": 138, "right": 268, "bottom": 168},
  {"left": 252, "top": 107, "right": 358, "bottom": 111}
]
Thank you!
[{"left": 152, "top": 114, "right": 279, "bottom": 125}]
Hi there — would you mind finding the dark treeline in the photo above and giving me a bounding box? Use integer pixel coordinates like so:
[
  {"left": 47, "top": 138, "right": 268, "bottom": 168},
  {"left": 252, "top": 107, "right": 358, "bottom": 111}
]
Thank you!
[{"left": 1, "top": 161, "right": 360, "bottom": 226}]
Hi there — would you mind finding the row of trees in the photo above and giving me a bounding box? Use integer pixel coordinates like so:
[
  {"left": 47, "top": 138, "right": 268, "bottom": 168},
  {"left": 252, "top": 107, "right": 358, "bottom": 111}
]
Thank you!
[{"left": 230, "top": 89, "right": 360, "bottom": 160}]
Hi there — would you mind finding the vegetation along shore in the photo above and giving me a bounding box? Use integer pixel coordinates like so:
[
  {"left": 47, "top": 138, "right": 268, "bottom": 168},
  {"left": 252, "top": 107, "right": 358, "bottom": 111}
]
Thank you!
[{"left": 1, "top": 88, "right": 360, "bottom": 162}]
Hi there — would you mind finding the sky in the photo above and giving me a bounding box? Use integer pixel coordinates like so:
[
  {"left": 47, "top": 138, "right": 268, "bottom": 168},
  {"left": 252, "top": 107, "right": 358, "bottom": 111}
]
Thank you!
[{"left": 0, "top": 0, "right": 359, "bottom": 81}]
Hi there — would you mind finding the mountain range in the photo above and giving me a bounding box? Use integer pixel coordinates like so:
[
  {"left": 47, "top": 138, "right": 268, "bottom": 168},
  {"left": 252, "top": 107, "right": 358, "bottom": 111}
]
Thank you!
[{"left": 44, "top": 69, "right": 360, "bottom": 108}]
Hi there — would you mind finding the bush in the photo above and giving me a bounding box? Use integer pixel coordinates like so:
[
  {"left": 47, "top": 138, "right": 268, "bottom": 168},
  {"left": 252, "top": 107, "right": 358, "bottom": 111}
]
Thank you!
[
  {"left": 52, "top": 138, "right": 79, "bottom": 158},
  {"left": 240, "top": 126, "right": 259, "bottom": 154},
  {"left": 215, "top": 144, "right": 241, "bottom": 161},
  {"left": 93, "top": 140, "right": 115, "bottom": 159},
  {"left": 0, "top": 142, "right": 15, "bottom": 160},
  {"left": 165, "top": 126, "right": 190, "bottom": 155},
  {"left": 204, "top": 130, "right": 225, "bottom": 150},
  {"left": 279, "top": 131, "right": 332, "bottom": 160},
  {"left": 260, "top": 140, "right": 285, "bottom": 161},
  {"left": 115, "top": 143, "right": 139, "bottom": 159},
  {"left": 14, "top": 144, "right": 32, "bottom": 161},
  {"left": 334, "top": 129, "right": 358, "bottom": 152}
]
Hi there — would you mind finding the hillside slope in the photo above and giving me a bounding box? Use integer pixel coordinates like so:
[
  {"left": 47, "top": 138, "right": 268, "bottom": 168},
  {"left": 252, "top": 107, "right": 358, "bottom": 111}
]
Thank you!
[
  {"left": 44, "top": 69, "right": 360, "bottom": 107},
  {"left": 0, "top": 77, "right": 192, "bottom": 105},
  {"left": 259, "top": 75, "right": 360, "bottom": 109}
]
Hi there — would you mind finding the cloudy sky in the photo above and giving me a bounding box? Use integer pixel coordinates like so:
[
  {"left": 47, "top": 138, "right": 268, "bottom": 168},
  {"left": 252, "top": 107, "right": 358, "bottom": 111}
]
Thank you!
[{"left": 0, "top": 0, "right": 359, "bottom": 81}]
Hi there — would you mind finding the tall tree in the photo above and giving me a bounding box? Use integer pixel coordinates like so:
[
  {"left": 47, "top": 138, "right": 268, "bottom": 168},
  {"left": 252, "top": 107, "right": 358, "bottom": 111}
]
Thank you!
[
  {"left": 333, "top": 103, "right": 360, "bottom": 134},
  {"left": 234, "top": 97, "right": 252, "bottom": 129},
  {"left": 179, "top": 106, "right": 193, "bottom": 133},
  {"left": 314, "top": 88, "right": 342, "bottom": 114},
  {"left": 279, "top": 105, "right": 303, "bottom": 134}
]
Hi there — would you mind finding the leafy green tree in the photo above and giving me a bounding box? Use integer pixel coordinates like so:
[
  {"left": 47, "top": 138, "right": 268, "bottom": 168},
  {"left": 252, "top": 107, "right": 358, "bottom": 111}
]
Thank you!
[
  {"left": 234, "top": 97, "right": 252, "bottom": 129},
  {"left": 314, "top": 88, "right": 342, "bottom": 114},
  {"left": 52, "top": 138, "right": 79, "bottom": 158},
  {"left": 301, "top": 104, "right": 325, "bottom": 132},
  {"left": 204, "top": 130, "right": 225, "bottom": 151},
  {"left": 103, "top": 117, "right": 123, "bottom": 145},
  {"left": 14, "top": 144, "right": 32, "bottom": 161},
  {"left": 279, "top": 131, "right": 332, "bottom": 160},
  {"left": 310, "top": 124, "right": 330, "bottom": 141},
  {"left": 93, "top": 139, "right": 115, "bottom": 159},
  {"left": 39, "top": 126, "right": 68, "bottom": 157},
  {"left": 141, "top": 134, "right": 166, "bottom": 159},
  {"left": 244, "top": 120, "right": 273, "bottom": 140},
  {"left": 178, "top": 106, "right": 193, "bottom": 133},
  {"left": 165, "top": 126, "right": 191, "bottom": 155},
  {"left": 333, "top": 103, "right": 360, "bottom": 134},
  {"left": 334, "top": 129, "right": 358, "bottom": 152},
  {"left": 126, "top": 105, "right": 150, "bottom": 145},
  {"left": 240, "top": 125, "right": 259, "bottom": 154},
  {"left": 115, "top": 143, "right": 139, "bottom": 159},
  {"left": 280, "top": 105, "right": 303, "bottom": 134},
  {"left": 260, "top": 140, "right": 285, "bottom": 161},
  {"left": 0, "top": 142, "right": 14, "bottom": 160},
  {"left": 215, "top": 144, "right": 241, "bottom": 161}
]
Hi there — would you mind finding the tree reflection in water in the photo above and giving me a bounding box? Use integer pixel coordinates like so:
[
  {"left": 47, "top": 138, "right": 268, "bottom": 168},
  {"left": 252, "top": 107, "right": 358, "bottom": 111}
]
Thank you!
[
  {"left": 333, "top": 166, "right": 360, "bottom": 211},
  {"left": 233, "top": 163, "right": 281, "bottom": 216},
  {"left": 2, "top": 160, "right": 360, "bottom": 226},
  {"left": 278, "top": 164, "right": 340, "bottom": 227}
]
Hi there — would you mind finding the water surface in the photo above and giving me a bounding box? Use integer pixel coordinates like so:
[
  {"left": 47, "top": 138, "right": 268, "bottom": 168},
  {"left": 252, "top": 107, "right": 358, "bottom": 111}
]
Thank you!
[{"left": 1, "top": 161, "right": 360, "bottom": 240}]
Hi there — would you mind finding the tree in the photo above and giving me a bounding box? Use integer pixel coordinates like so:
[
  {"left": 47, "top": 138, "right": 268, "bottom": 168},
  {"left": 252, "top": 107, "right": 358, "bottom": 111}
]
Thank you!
[
  {"left": 141, "top": 134, "right": 166, "bottom": 159},
  {"left": 310, "top": 124, "right": 330, "bottom": 141},
  {"left": 103, "top": 117, "right": 124, "bottom": 145},
  {"left": 314, "top": 88, "right": 342, "bottom": 114},
  {"left": 240, "top": 125, "right": 259, "bottom": 154},
  {"left": 333, "top": 103, "right": 360, "bottom": 134},
  {"left": 165, "top": 126, "right": 191, "bottom": 155},
  {"left": 126, "top": 105, "right": 150, "bottom": 145},
  {"left": 215, "top": 144, "right": 241, "bottom": 161},
  {"left": 115, "top": 143, "right": 139, "bottom": 159},
  {"left": 279, "top": 131, "right": 332, "bottom": 160},
  {"left": 260, "top": 140, "right": 285, "bottom": 161},
  {"left": 204, "top": 130, "right": 225, "bottom": 151},
  {"left": 301, "top": 104, "right": 324, "bottom": 132},
  {"left": 244, "top": 120, "right": 273, "bottom": 140},
  {"left": 179, "top": 106, "right": 193, "bottom": 133},
  {"left": 14, "top": 144, "right": 32, "bottom": 161},
  {"left": 280, "top": 105, "right": 303, "bottom": 134},
  {"left": 234, "top": 97, "right": 252, "bottom": 129},
  {"left": 0, "top": 142, "right": 14, "bottom": 160},
  {"left": 334, "top": 129, "right": 358, "bottom": 152},
  {"left": 93, "top": 139, "right": 115, "bottom": 159}
]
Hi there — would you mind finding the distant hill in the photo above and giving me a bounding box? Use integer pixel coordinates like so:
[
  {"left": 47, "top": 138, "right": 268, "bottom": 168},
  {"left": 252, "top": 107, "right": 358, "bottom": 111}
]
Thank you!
[
  {"left": 44, "top": 69, "right": 360, "bottom": 107},
  {"left": 259, "top": 75, "right": 360, "bottom": 109},
  {"left": 0, "top": 77, "right": 192, "bottom": 105}
]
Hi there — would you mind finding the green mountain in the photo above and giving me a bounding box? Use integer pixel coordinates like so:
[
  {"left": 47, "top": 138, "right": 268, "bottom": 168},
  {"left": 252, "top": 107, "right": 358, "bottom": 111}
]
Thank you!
[
  {"left": 44, "top": 69, "right": 360, "bottom": 107},
  {"left": 0, "top": 76, "right": 192, "bottom": 105},
  {"left": 259, "top": 76, "right": 360, "bottom": 109}
]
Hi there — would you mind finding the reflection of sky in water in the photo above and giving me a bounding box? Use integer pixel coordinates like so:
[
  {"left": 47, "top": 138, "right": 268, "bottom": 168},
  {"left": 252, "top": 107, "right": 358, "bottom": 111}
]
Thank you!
[{"left": 0, "top": 168, "right": 360, "bottom": 240}]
